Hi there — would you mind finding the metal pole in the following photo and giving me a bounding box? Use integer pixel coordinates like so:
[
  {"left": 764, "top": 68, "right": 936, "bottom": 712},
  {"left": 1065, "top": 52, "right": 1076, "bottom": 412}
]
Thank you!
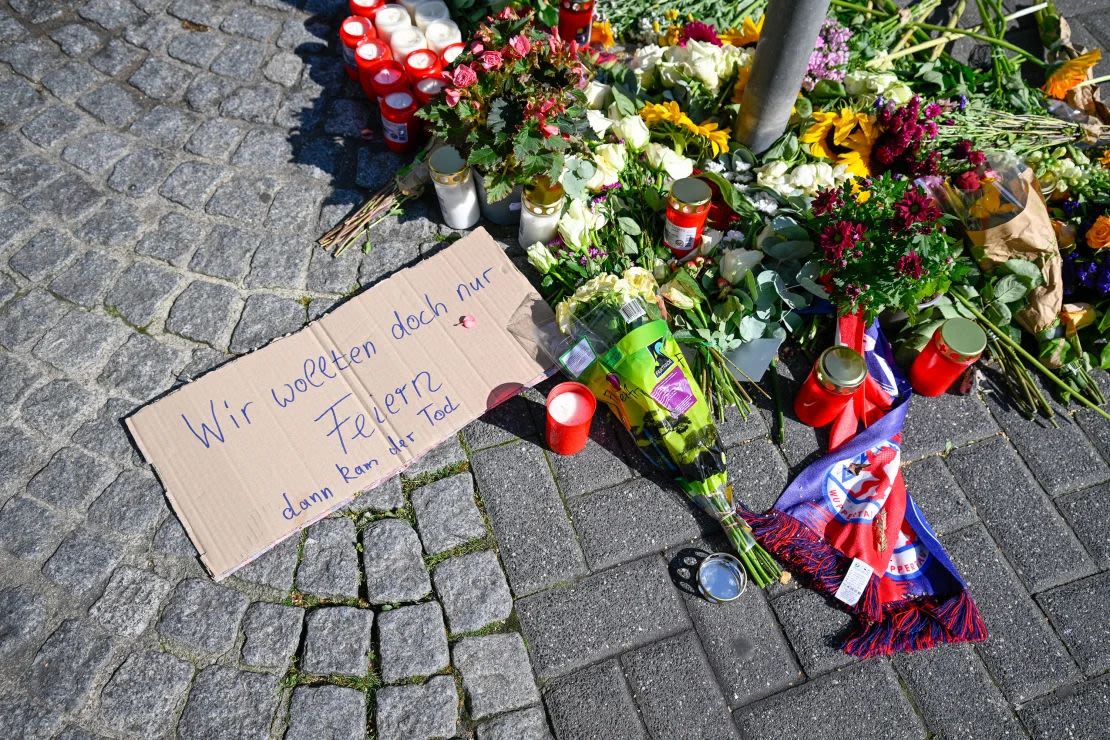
[{"left": 734, "top": 0, "right": 832, "bottom": 154}]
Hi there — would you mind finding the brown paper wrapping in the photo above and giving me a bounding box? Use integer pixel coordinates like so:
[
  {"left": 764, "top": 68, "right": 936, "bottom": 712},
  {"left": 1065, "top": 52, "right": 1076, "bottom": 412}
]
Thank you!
[{"left": 967, "top": 170, "right": 1062, "bottom": 336}]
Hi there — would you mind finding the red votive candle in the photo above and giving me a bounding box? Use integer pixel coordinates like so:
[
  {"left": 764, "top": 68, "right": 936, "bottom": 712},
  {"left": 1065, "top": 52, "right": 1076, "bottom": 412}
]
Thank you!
[
  {"left": 404, "top": 48, "right": 442, "bottom": 82},
  {"left": 370, "top": 61, "right": 408, "bottom": 101},
  {"left": 546, "top": 382, "right": 597, "bottom": 455},
  {"left": 380, "top": 90, "right": 419, "bottom": 152},
  {"left": 909, "top": 318, "right": 986, "bottom": 397},
  {"left": 558, "top": 0, "right": 595, "bottom": 45},
  {"left": 794, "top": 346, "right": 866, "bottom": 428},
  {"left": 355, "top": 39, "right": 391, "bottom": 99},
  {"left": 440, "top": 41, "right": 465, "bottom": 67},
  {"left": 340, "top": 16, "right": 375, "bottom": 79},
  {"left": 414, "top": 74, "right": 447, "bottom": 106},
  {"left": 349, "top": 0, "right": 384, "bottom": 18},
  {"left": 663, "top": 177, "right": 712, "bottom": 259}
]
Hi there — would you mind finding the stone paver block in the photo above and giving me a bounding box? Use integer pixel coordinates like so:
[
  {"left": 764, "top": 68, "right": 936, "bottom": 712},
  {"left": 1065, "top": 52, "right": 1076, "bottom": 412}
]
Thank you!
[
  {"left": 454, "top": 632, "right": 540, "bottom": 720},
  {"left": 78, "top": 82, "right": 142, "bottom": 128},
  {"left": 177, "top": 666, "right": 279, "bottom": 740},
  {"left": 186, "top": 117, "right": 244, "bottom": 159},
  {"left": 771, "top": 587, "right": 856, "bottom": 677},
  {"left": 1036, "top": 571, "right": 1110, "bottom": 676},
  {"left": 98, "top": 650, "right": 194, "bottom": 736},
  {"left": 91, "top": 566, "right": 174, "bottom": 637},
  {"left": 153, "top": 515, "right": 200, "bottom": 559},
  {"left": 470, "top": 442, "right": 586, "bottom": 596},
  {"left": 0, "top": 425, "right": 42, "bottom": 497},
  {"left": 378, "top": 601, "right": 450, "bottom": 682},
  {"left": 33, "top": 308, "right": 127, "bottom": 374},
  {"left": 433, "top": 550, "right": 513, "bottom": 635},
  {"left": 166, "top": 280, "right": 243, "bottom": 347},
  {"left": 268, "top": 186, "right": 325, "bottom": 233},
  {"left": 206, "top": 174, "right": 279, "bottom": 226},
  {"left": 360, "top": 519, "right": 431, "bottom": 604},
  {"left": 168, "top": 28, "right": 226, "bottom": 68},
  {"left": 128, "top": 56, "right": 192, "bottom": 100},
  {"left": 296, "top": 517, "right": 359, "bottom": 600},
  {"left": 286, "top": 685, "right": 367, "bottom": 740},
  {"left": 405, "top": 436, "right": 468, "bottom": 479},
  {"left": 0, "top": 496, "right": 64, "bottom": 561},
  {"left": 131, "top": 105, "right": 200, "bottom": 146},
  {"left": 21, "top": 379, "right": 95, "bottom": 436},
  {"left": 1018, "top": 675, "right": 1110, "bottom": 740},
  {"left": 50, "top": 251, "right": 121, "bottom": 308},
  {"left": 72, "top": 397, "right": 142, "bottom": 467},
  {"left": 547, "top": 414, "right": 634, "bottom": 497},
  {"left": 0, "top": 585, "right": 48, "bottom": 661},
  {"left": 76, "top": 198, "right": 141, "bottom": 248},
  {"left": 300, "top": 606, "right": 373, "bottom": 676},
  {"left": 136, "top": 211, "right": 206, "bottom": 266},
  {"left": 0, "top": 690, "right": 62, "bottom": 740},
  {"left": 160, "top": 161, "right": 226, "bottom": 210},
  {"left": 725, "top": 438, "right": 790, "bottom": 514},
  {"left": 0, "top": 355, "right": 39, "bottom": 413},
  {"left": 901, "top": 390, "right": 999, "bottom": 459},
  {"left": 108, "top": 147, "right": 173, "bottom": 198},
  {"left": 108, "top": 262, "right": 183, "bottom": 327},
  {"left": 412, "top": 473, "right": 486, "bottom": 556},
  {"left": 240, "top": 601, "right": 304, "bottom": 670},
  {"left": 21, "top": 106, "right": 86, "bottom": 149},
  {"left": 87, "top": 469, "right": 166, "bottom": 540},
  {"left": 99, "top": 333, "right": 182, "bottom": 401},
  {"left": 27, "top": 446, "right": 116, "bottom": 512},
  {"left": 516, "top": 555, "right": 690, "bottom": 680},
  {"left": 462, "top": 389, "right": 542, "bottom": 450},
  {"left": 347, "top": 474, "right": 404, "bottom": 512},
  {"left": 28, "top": 619, "right": 114, "bottom": 711},
  {"left": 1058, "top": 481, "right": 1110, "bottom": 569},
  {"left": 230, "top": 293, "right": 304, "bottom": 353},
  {"left": 219, "top": 84, "right": 282, "bottom": 124},
  {"left": 189, "top": 224, "right": 261, "bottom": 283},
  {"left": 157, "top": 578, "right": 250, "bottom": 655},
  {"left": 375, "top": 675, "right": 458, "bottom": 740},
  {"left": 902, "top": 455, "right": 978, "bottom": 535},
  {"left": 247, "top": 236, "right": 309, "bottom": 290},
  {"left": 0, "top": 290, "right": 68, "bottom": 351},
  {"left": 947, "top": 437, "right": 1096, "bottom": 592},
  {"left": 622, "top": 631, "right": 740, "bottom": 740},
  {"left": 545, "top": 659, "right": 647, "bottom": 740},
  {"left": 477, "top": 707, "right": 553, "bottom": 740},
  {"left": 9, "top": 229, "right": 77, "bottom": 281},
  {"left": 62, "top": 131, "right": 128, "bottom": 176},
  {"left": 305, "top": 243, "right": 361, "bottom": 294},
  {"left": 42, "top": 528, "right": 124, "bottom": 593},
  {"left": 234, "top": 535, "right": 298, "bottom": 592}
]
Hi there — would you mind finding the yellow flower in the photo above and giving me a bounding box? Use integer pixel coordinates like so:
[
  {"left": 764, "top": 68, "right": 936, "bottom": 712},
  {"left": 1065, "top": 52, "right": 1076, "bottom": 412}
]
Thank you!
[
  {"left": 590, "top": 20, "right": 615, "bottom": 49},
  {"left": 1043, "top": 49, "right": 1101, "bottom": 100},
  {"left": 660, "top": 25, "right": 682, "bottom": 46},
  {"left": 622, "top": 266, "right": 658, "bottom": 299},
  {"left": 851, "top": 181, "right": 871, "bottom": 204},
  {"left": 664, "top": 9, "right": 679, "bottom": 21},
  {"left": 695, "top": 120, "right": 730, "bottom": 156},
  {"left": 721, "top": 15, "right": 763, "bottom": 46},
  {"left": 801, "top": 111, "right": 839, "bottom": 160},
  {"left": 802, "top": 110, "right": 876, "bottom": 176},
  {"left": 1101, "top": 149, "right": 1110, "bottom": 168},
  {"left": 1060, "top": 302, "right": 1096, "bottom": 336},
  {"left": 730, "top": 63, "right": 752, "bottom": 103},
  {"left": 640, "top": 101, "right": 692, "bottom": 129}
]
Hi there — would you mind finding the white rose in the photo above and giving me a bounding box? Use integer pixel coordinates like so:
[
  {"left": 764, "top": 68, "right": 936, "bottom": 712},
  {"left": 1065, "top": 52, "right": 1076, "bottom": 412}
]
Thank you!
[
  {"left": 557, "top": 199, "right": 605, "bottom": 250},
  {"left": 585, "top": 81, "right": 612, "bottom": 110},
  {"left": 586, "top": 143, "right": 626, "bottom": 190},
  {"left": 684, "top": 40, "right": 720, "bottom": 91},
  {"left": 613, "top": 115, "right": 650, "bottom": 151},
  {"left": 720, "top": 249, "right": 763, "bottom": 284},
  {"left": 645, "top": 143, "right": 694, "bottom": 180},
  {"left": 885, "top": 82, "right": 913, "bottom": 104},
  {"left": 586, "top": 109, "right": 614, "bottom": 136},
  {"left": 790, "top": 163, "right": 817, "bottom": 192},
  {"left": 630, "top": 44, "right": 665, "bottom": 85}
]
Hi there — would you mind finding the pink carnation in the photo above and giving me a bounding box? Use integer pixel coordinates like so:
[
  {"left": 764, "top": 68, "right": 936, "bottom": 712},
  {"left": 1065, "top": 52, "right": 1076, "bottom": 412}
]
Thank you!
[
  {"left": 449, "top": 63, "right": 478, "bottom": 88},
  {"left": 509, "top": 34, "right": 531, "bottom": 57},
  {"left": 478, "top": 50, "right": 503, "bottom": 71}
]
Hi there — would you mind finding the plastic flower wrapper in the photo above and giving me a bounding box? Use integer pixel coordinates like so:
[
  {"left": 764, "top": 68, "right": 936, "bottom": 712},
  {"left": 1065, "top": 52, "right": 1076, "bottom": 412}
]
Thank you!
[{"left": 547, "top": 275, "right": 782, "bottom": 588}]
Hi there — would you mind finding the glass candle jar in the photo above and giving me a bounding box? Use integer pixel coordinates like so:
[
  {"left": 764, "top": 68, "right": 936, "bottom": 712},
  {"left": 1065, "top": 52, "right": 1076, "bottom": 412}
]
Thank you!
[
  {"left": 370, "top": 61, "right": 408, "bottom": 101},
  {"left": 349, "top": 0, "right": 383, "bottom": 18},
  {"left": 909, "top": 318, "right": 986, "bottom": 397},
  {"left": 519, "top": 177, "right": 565, "bottom": 246},
  {"left": 372, "top": 4, "right": 411, "bottom": 44},
  {"left": 380, "top": 90, "right": 419, "bottom": 153},
  {"left": 429, "top": 146, "right": 480, "bottom": 230},
  {"left": 403, "top": 48, "right": 441, "bottom": 82},
  {"left": 663, "top": 177, "right": 712, "bottom": 259},
  {"left": 339, "top": 16, "right": 374, "bottom": 79},
  {"left": 390, "top": 26, "right": 426, "bottom": 65},
  {"left": 355, "top": 39, "right": 392, "bottom": 99},
  {"left": 425, "top": 19, "right": 462, "bottom": 55},
  {"left": 558, "top": 0, "right": 595, "bottom": 44},
  {"left": 440, "top": 41, "right": 465, "bottom": 66},
  {"left": 794, "top": 346, "right": 867, "bottom": 428},
  {"left": 398, "top": 0, "right": 424, "bottom": 17},
  {"left": 414, "top": 74, "right": 447, "bottom": 106},
  {"left": 413, "top": 0, "right": 449, "bottom": 30}
]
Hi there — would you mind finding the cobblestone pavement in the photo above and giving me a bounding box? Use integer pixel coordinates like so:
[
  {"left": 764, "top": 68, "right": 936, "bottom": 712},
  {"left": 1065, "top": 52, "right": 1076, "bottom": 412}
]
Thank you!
[{"left": 0, "top": 0, "right": 1108, "bottom": 738}]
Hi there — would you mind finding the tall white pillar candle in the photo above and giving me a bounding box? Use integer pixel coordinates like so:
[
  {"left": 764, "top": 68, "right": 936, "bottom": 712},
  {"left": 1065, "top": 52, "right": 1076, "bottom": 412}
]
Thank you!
[
  {"left": 424, "top": 19, "right": 461, "bottom": 54},
  {"left": 373, "top": 4, "right": 411, "bottom": 44},
  {"left": 414, "top": 1, "right": 450, "bottom": 30},
  {"left": 429, "top": 146, "right": 480, "bottom": 230},
  {"left": 518, "top": 177, "right": 565, "bottom": 247},
  {"left": 390, "top": 26, "right": 427, "bottom": 64}
]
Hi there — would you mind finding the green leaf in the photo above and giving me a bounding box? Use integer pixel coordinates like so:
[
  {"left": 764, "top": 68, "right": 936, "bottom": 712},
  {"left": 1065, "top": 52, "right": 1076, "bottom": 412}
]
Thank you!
[
  {"left": 985, "top": 301, "right": 1012, "bottom": 327},
  {"left": 621, "top": 234, "right": 638, "bottom": 255},
  {"left": 617, "top": 217, "right": 641, "bottom": 236},
  {"left": 1001, "top": 258, "right": 1043, "bottom": 287},
  {"left": 468, "top": 146, "right": 500, "bottom": 169},
  {"left": 696, "top": 171, "right": 754, "bottom": 219},
  {"left": 738, "top": 315, "right": 765, "bottom": 341},
  {"left": 1100, "top": 342, "right": 1110, "bottom": 370},
  {"left": 992, "top": 275, "right": 1028, "bottom": 305}
]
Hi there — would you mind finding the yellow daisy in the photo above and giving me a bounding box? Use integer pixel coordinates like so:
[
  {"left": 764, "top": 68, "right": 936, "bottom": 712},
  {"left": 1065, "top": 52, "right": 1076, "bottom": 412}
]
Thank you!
[
  {"left": 720, "top": 15, "right": 763, "bottom": 47},
  {"left": 1043, "top": 49, "right": 1101, "bottom": 99},
  {"left": 640, "top": 101, "right": 692, "bottom": 129},
  {"left": 801, "top": 111, "right": 839, "bottom": 160},
  {"left": 802, "top": 109, "right": 877, "bottom": 176}
]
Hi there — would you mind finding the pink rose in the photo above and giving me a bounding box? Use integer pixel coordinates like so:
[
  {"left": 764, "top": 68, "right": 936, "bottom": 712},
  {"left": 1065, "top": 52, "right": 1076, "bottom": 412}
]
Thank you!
[
  {"left": 469, "top": 40, "right": 484, "bottom": 54},
  {"left": 509, "top": 34, "right": 531, "bottom": 57},
  {"left": 478, "top": 50, "right": 503, "bottom": 71},
  {"left": 450, "top": 63, "right": 478, "bottom": 88},
  {"left": 445, "top": 87, "right": 462, "bottom": 107}
]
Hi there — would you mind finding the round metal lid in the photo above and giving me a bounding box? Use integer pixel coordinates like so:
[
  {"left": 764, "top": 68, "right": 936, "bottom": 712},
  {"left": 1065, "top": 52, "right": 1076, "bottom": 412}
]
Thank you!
[
  {"left": 939, "top": 317, "right": 986, "bottom": 358},
  {"left": 524, "top": 176, "right": 565, "bottom": 207},
  {"left": 429, "top": 146, "right": 467, "bottom": 176},
  {"left": 818, "top": 345, "right": 867, "bottom": 388},
  {"left": 671, "top": 177, "right": 712, "bottom": 207},
  {"left": 697, "top": 553, "right": 747, "bottom": 602}
]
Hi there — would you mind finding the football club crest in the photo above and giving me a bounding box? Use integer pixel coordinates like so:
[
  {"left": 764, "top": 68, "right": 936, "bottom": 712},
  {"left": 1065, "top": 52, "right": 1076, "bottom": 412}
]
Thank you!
[{"left": 823, "top": 440, "right": 902, "bottom": 524}]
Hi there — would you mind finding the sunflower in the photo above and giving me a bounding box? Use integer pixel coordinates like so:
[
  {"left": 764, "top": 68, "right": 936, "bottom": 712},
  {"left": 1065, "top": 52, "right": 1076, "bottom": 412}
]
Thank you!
[
  {"left": 1043, "top": 49, "right": 1102, "bottom": 99},
  {"left": 730, "top": 64, "right": 752, "bottom": 103},
  {"left": 721, "top": 15, "right": 763, "bottom": 47},
  {"left": 801, "top": 109, "right": 876, "bottom": 176},
  {"left": 640, "top": 101, "right": 693, "bottom": 129},
  {"left": 695, "top": 120, "right": 730, "bottom": 156},
  {"left": 590, "top": 20, "right": 615, "bottom": 49}
]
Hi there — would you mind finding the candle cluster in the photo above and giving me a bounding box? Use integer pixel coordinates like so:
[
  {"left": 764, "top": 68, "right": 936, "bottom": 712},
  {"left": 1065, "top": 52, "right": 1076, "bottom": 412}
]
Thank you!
[{"left": 340, "top": 0, "right": 463, "bottom": 153}]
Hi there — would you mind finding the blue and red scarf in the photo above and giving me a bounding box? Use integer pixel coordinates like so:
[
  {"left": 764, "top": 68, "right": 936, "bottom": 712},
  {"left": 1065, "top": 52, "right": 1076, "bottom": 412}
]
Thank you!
[{"left": 740, "top": 314, "right": 987, "bottom": 657}]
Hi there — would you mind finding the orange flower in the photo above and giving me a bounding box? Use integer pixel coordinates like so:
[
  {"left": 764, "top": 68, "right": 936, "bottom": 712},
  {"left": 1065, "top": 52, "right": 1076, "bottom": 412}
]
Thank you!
[
  {"left": 1043, "top": 49, "right": 1101, "bottom": 99},
  {"left": 1086, "top": 214, "right": 1110, "bottom": 248},
  {"left": 1101, "top": 149, "right": 1110, "bottom": 168},
  {"left": 730, "top": 64, "right": 751, "bottom": 103},
  {"left": 1060, "top": 302, "right": 1095, "bottom": 336},
  {"left": 590, "top": 21, "right": 614, "bottom": 49}
]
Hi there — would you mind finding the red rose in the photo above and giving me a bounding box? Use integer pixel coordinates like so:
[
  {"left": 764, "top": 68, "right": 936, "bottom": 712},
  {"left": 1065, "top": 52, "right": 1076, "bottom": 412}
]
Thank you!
[{"left": 952, "top": 170, "right": 980, "bottom": 191}]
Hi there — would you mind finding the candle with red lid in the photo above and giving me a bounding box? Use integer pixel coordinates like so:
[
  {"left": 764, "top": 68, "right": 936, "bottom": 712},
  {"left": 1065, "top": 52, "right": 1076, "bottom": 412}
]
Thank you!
[
  {"left": 439, "top": 41, "right": 465, "bottom": 66},
  {"left": 380, "top": 90, "right": 419, "bottom": 153},
  {"left": 794, "top": 346, "right": 866, "bottom": 428},
  {"left": 545, "top": 382, "right": 596, "bottom": 455},
  {"left": 663, "top": 177, "right": 712, "bottom": 259},
  {"left": 909, "top": 318, "right": 986, "bottom": 397},
  {"left": 370, "top": 61, "right": 408, "bottom": 101},
  {"left": 355, "top": 39, "right": 392, "bottom": 99},
  {"left": 372, "top": 4, "right": 411, "bottom": 43},
  {"left": 339, "top": 16, "right": 375, "bottom": 79},
  {"left": 558, "top": 0, "right": 594, "bottom": 45},
  {"left": 413, "top": 74, "right": 446, "bottom": 106},
  {"left": 404, "top": 48, "right": 441, "bottom": 82},
  {"left": 349, "top": 0, "right": 383, "bottom": 18}
]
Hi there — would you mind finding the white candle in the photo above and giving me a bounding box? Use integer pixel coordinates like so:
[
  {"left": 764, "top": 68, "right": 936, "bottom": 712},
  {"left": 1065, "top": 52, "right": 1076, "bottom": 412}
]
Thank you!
[
  {"left": 373, "top": 4, "right": 411, "bottom": 43},
  {"left": 429, "top": 146, "right": 480, "bottom": 230},
  {"left": 390, "top": 26, "right": 427, "bottom": 64},
  {"left": 398, "top": 0, "right": 423, "bottom": 17},
  {"left": 414, "top": 0, "right": 449, "bottom": 30},
  {"left": 549, "top": 391, "right": 592, "bottom": 425},
  {"left": 424, "top": 19, "right": 461, "bottom": 54},
  {"left": 441, "top": 42, "right": 464, "bottom": 65},
  {"left": 518, "top": 178, "right": 565, "bottom": 247}
]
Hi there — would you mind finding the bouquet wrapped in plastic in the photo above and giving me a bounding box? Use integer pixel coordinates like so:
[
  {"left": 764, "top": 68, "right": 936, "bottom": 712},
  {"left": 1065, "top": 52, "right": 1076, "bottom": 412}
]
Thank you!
[{"left": 551, "top": 269, "right": 782, "bottom": 588}]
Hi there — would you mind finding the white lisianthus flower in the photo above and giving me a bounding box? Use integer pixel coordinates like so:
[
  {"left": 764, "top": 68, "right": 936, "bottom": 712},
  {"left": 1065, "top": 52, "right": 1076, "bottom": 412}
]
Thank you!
[
  {"left": 613, "top": 115, "right": 650, "bottom": 151},
  {"left": 526, "top": 242, "right": 557, "bottom": 274},
  {"left": 584, "top": 81, "right": 612, "bottom": 109},
  {"left": 645, "top": 143, "right": 694, "bottom": 180},
  {"left": 586, "top": 109, "right": 614, "bottom": 136},
  {"left": 558, "top": 199, "right": 606, "bottom": 251}
]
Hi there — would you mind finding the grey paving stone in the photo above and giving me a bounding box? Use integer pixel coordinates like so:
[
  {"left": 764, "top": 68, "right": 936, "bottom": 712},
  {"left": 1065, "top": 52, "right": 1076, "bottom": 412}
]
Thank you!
[
  {"left": 356, "top": 148, "right": 403, "bottom": 191},
  {"left": 80, "top": 0, "right": 145, "bottom": 31},
  {"left": 942, "top": 524, "right": 1079, "bottom": 702},
  {"left": 177, "top": 666, "right": 280, "bottom": 740},
  {"left": 1058, "top": 481, "right": 1110, "bottom": 569},
  {"left": 404, "top": 436, "right": 468, "bottom": 478},
  {"left": 50, "top": 23, "right": 103, "bottom": 56},
  {"left": 901, "top": 390, "right": 1000, "bottom": 459},
  {"left": 27, "top": 446, "right": 116, "bottom": 511},
  {"left": 206, "top": 173, "right": 279, "bottom": 226},
  {"left": 375, "top": 675, "right": 458, "bottom": 740},
  {"left": 153, "top": 514, "right": 200, "bottom": 559},
  {"left": 219, "top": 83, "right": 282, "bottom": 124},
  {"left": 296, "top": 517, "right": 359, "bottom": 599},
  {"left": 0, "top": 153, "right": 61, "bottom": 196},
  {"left": 277, "top": 17, "right": 328, "bottom": 53},
  {"left": 1018, "top": 675, "right": 1110, "bottom": 740},
  {"left": 346, "top": 474, "right": 404, "bottom": 512},
  {"left": 53, "top": 725, "right": 101, "bottom": 740},
  {"left": 0, "top": 690, "right": 62, "bottom": 740},
  {"left": 622, "top": 630, "right": 740, "bottom": 740},
  {"left": 725, "top": 437, "right": 792, "bottom": 514},
  {"left": 462, "top": 390, "right": 543, "bottom": 450},
  {"left": 220, "top": 6, "right": 280, "bottom": 41},
  {"left": 130, "top": 105, "right": 200, "bottom": 146},
  {"left": 266, "top": 185, "right": 325, "bottom": 233},
  {"left": 21, "top": 105, "right": 86, "bottom": 149},
  {"left": 771, "top": 587, "right": 856, "bottom": 677},
  {"left": 0, "top": 275, "right": 15, "bottom": 309},
  {"left": 0, "top": 290, "right": 67, "bottom": 351},
  {"left": 358, "top": 219, "right": 429, "bottom": 285},
  {"left": 894, "top": 643, "right": 1024, "bottom": 740},
  {"left": 98, "top": 650, "right": 194, "bottom": 736},
  {"left": 246, "top": 236, "right": 310, "bottom": 290},
  {"left": 108, "top": 147, "right": 174, "bottom": 198},
  {"left": 12, "top": 0, "right": 68, "bottom": 24},
  {"left": 0, "top": 584, "right": 48, "bottom": 661},
  {"left": 0, "top": 496, "right": 63, "bottom": 561},
  {"left": 168, "top": 0, "right": 225, "bottom": 27},
  {"left": 76, "top": 199, "right": 142, "bottom": 249},
  {"left": 167, "top": 29, "right": 226, "bottom": 68},
  {"left": 570, "top": 477, "right": 702, "bottom": 571},
  {"left": 185, "top": 117, "right": 245, "bottom": 161},
  {"left": 160, "top": 161, "right": 226, "bottom": 209},
  {"left": 412, "top": 473, "right": 486, "bottom": 556},
  {"left": 946, "top": 436, "right": 1096, "bottom": 592},
  {"left": 78, "top": 82, "right": 142, "bottom": 128},
  {"left": 71, "top": 397, "right": 141, "bottom": 466},
  {"left": 210, "top": 38, "right": 265, "bottom": 78},
  {"left": 378, "top": 601, "right": 449, "bottom": 682},
  {"left": 231, "top": 128, "right": 293, "bottom": 170},
  {"left": 286, "top": 685, "right": 367, "bottom": 740},
  {"left": 189, "top": 224, "right": 261, "bottom": 282},
  {"left": 129, "top": 56, "right": 192, "bottom": 101},
  {"left": 240, "top": 601, "right": 304, "bottom": 670},
  {"left": 62, "top": 131, "right": 129, "bottom": 176},
  {"left": 300, "top": 606, "right": 373, "bottom": 676},
  {"left": 34, "top": 309, "right": 127, "bottom": 374},
  {"left": 0, "top": 36, "right": 64, "bottom": 82},
  {"left": 0, "top": 75, "right": 43, "bottom": 126},
  {"left": 545, "top": 659, "right": 647, "bottom": 740},
  {"left": 361, "top": 519, "right": 431, "bottom": 604},
  {"left": 0, "top": 423, "right": 42, "bottom": 495},
  {"left": 323, "top": 98, "right": 370, "bottom": 138},
  {"left": 184, "top": 72, "right": 237, "bottom": 113},
  {"left": 136, "top": 211, "right": 205, "bottom": 266},
  {"left": 734, "top": 661, "right": 925, "bottom": 739},
  {"left": 157, "top": 578, "right": 250, "bottom": 655},
  {"left": 99, "top": 332, "right": 182, "bottom": 400},
  {"left": 21, "top": 177, "right": 102, "bottom": 223},
  {"left": 516, "top": 555, "right": 690, "bottom": 680},
  {"left": 0, "top": 354, "right": 39, "bottom": 412},
  {"left": 42, "top": 528, "right": 125, "bottom": 593},
  {"left": 47, "top": 248, "right": 120, "bottom": 306},
  {"left": 901, "top": 455, "right": 977, "bottom": 535},
  {"left": 43, "top": 61, "right": 104, "bottom": 103},
  {"left": 21, "top": 379, "right": 94, "bottom": 436},
  {"left": 28, "top": 619, "right": 114, "bottom": 712},
  {"left": 306, "top": 242, "right": 361, "bottom": 293},
  {"left": 166, "top": 279, "right": 243, "bottom": 347},
  {"left": 477, "top": 706, "right": 553, "bottom": 740},
  {"left": 230, "top": 293, "right": 304, "bottom": 353},
  {"left": 454, "top": 633, "right": 540, "bottom": 720},
  {"left": 234, "top": 535, "right": 297, "bottom": 592},
  {"left": 470, "top": 442, "right": 586, "bottom": 596},
  {"left": 547, "top": 415, "right": 634, "bottom": 498},
  {"left": 263, "top": 51, "right": 303, "bottom": 87},
  {"left": 1036, "top": 571, "right": 1110, "bottom": 676},
  {"left": 87, "top": 468, "right": 166, "bottom": 540}
]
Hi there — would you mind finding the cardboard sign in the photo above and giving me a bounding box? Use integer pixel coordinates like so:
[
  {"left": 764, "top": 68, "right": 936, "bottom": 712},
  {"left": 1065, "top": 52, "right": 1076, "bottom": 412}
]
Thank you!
[{"left": 128, "top": 229, "right": 553, "bottom": 580}]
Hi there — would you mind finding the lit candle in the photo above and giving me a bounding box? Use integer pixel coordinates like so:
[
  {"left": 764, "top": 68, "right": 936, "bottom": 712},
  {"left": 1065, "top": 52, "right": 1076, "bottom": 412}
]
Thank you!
[
  {"left": 380, "top": 90, "right": 419, "bottom": 153},
  {"left": 440, "top": 40, "right": 465, "bottom": 66},
  {"left": 373, "top": 4, "right": 411, "bottom": 44},
  {"left": 355, "top": 39, "right": 392, "bottom": 99},
  {"left": 339, "top": 16, "right": 374, "bottom": 79},
  {"left": 390, "top": 26, "right": 427, "bottom": 65},
  {"left": 370, "top": 61, "right": 408, "bottom": 100},
  {"left": 404, "top": 48, "right": 441, "bottom": 82},
  {"left": 429, "top": 146, "right": 480, "bottom": 230},
  {"left": 424, "top": 19, "right": 461, "bottom": 55},
  {"left": 414, "top": 74, "right": 447, "bottom": 106},
  {"left": 413, "top": 0, "right": 449, "bottom": 30},
  {"left": 558, "top": 0, "right": 595, "bottom": 45},
  {"left": 519, "top": 176, "right": 565, "bottom": 247},
  {"left": 663, "top": 177, "right": 712, "bottom": 259},
  {"left": 545, "top": 382, "right": 597, "bottom": 455},
  {"left": 349, "top": 0, "right": 383, "bottom": 18}
]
